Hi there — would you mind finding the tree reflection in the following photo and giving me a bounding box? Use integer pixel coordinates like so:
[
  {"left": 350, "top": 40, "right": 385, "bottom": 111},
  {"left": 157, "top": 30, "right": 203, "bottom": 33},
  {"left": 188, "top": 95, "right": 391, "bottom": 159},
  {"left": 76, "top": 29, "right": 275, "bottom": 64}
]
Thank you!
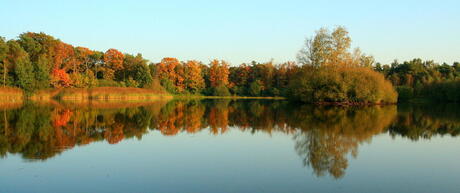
[
  {"left": 0, "top": 100, "right": 458, "bottom": 179},
  {"left": 291, "top": 106, "right": 397, "bottom": 178},
  {"left": 388, "top": 104, "right": 460, "bottom": 140}
]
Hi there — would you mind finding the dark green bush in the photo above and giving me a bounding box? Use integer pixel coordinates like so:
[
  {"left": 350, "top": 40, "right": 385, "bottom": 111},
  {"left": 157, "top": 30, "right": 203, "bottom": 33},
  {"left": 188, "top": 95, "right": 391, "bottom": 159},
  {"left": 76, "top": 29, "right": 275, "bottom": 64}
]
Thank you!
[{"left": 212, "top": 85, "right": 231, "bottom": 96}]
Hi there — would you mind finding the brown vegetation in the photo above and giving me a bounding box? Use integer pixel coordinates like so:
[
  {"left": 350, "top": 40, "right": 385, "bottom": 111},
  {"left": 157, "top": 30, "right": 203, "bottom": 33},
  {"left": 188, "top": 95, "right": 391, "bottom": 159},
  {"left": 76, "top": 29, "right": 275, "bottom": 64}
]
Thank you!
[{"left": 0, "top": 87, "right": 23, "bottom": 102}]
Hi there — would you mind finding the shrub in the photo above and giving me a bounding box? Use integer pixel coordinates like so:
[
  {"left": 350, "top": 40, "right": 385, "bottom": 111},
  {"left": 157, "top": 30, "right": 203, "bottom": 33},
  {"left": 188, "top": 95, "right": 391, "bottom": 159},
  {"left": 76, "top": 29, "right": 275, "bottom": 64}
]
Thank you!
[
  {"left": 421, "top": 80, "right": 460, "bottom": 102},
  {"left": 288, "top": 66, "right": 397, "bottom": 104},
  {"left": 125, "top": 77, "right": 139, "bottom": 87},
  {"left": 213, "top": 84, "right": 231, "bottom": 96},
  {"left": 160, "top": 78, "right": 177, "bottom": 94},
  {"left": 248, "top": 81, "right": 262, "bottom": 96},
  {"left": 145, "top": 78, "right": 167, "bottom": 94},
  {"left": 71, "top": 72, "right": 97, "bottom": 88},
  {"left": 396, "top": 86, "right": 414, "bottom": 102}
]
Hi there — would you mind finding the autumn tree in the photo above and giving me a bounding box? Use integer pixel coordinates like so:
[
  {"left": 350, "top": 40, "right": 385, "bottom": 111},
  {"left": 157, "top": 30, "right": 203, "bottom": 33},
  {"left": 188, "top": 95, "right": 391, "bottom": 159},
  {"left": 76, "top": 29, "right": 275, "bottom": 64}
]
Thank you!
[
  {"left": 290, "top": 27, "right": 396, "bottom": 103},
  {"left": 209, "top": 59, "right": 229, "bottom": 87},
  {"left": 54, "top": 41, "right": 76, "bottom": 70},
  {"left": 89, "top": 51, "right": 104, "bottom": 79},
  {"left": 103, "top": 48, "right": 124, "bottom": 80},
  {"left": 229, "top": 63, "right": 251, "bottom": 95},
  {"left": 175, "top": 64, "right": 186, "bottom": 92},
  {"left": 75, "top": 47, "right": 93, "bottom": 73},
  {"left": 297, "top": 26, "right": 373, "bottom": 67},
  {"left": 184, "top": 60, "right": 205, "bottom": 93},
  {"left": 50, "top": 68, "right": 72, "bottom": 88},
  {"left": 156, "top": 57, "right": 183, "bottom": 93}
]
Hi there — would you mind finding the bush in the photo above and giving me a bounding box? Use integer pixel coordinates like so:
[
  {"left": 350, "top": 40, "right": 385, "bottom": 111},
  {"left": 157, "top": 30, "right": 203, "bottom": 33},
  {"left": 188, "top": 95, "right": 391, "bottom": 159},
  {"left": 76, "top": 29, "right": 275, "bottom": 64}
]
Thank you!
[
  {"left": 421, "top": 80, "right": 460, "bottom": 102},
  {"left": 213, "top": 85, "right": 231, "bottom": 96},
  {"left": 288, "top": 66, "right": 397, "bottom": 104},
  {"left": 144, "top": 78, "right": 167, "bottom": 94},
  {"left": 71, "top": 72, "right": 97, "bottom": 88},
  {"left": 248, "top": 81, "right": 262, "bottom": 96},
  {"left": 160, "top": 78, "right": 177, "bottom": 94},
  {"left": 125, "top": 77, "right": 139, "bottom": 87},
  {"left": 396, "top": 86, "right": 414, "bottom": 102}
]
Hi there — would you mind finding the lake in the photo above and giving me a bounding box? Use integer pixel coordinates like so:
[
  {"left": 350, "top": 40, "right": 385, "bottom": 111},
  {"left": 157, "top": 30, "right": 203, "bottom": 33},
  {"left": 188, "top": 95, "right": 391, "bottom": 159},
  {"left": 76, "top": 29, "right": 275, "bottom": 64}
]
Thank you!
[{"left": 0, "top": 99, "right": 459, "bottom": 193}]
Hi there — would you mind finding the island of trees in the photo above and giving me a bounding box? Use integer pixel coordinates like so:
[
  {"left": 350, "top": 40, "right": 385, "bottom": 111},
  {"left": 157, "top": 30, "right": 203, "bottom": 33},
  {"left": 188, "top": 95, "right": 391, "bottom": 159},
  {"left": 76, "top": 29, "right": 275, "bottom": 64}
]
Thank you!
[{"left": 0, "top": 27, "right": 458, "bottom": 103}]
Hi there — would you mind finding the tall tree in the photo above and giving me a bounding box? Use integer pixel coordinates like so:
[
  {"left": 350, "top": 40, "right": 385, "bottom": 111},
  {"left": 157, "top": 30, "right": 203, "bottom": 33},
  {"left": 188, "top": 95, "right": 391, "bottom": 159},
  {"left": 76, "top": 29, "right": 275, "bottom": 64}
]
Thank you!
[
  {"left": 184, "top": 60, "right": 205, "bottom": 93},
  {"left": 209, "top": 59, "right": 229, "bottom": 87},
  {"left": 6, "top": 41, "right": 34, "bottom": 92},
  {"left": 297, "top": 26, "right": 371, "bottom": 67},
  {"left": 34, "top": 54, "right": 51, "bottom": 89},
  {"left": 103, "top": 48, "right": 124, "bottom": 80},
  {"left": 0, "top": 37, "right": 9, "bottom": 87}
]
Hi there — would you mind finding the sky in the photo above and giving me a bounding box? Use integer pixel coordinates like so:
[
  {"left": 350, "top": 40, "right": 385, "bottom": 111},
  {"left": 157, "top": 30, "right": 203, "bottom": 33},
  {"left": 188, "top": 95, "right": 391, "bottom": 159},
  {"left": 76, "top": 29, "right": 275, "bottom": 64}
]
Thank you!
[{"left": 1, "top": 0, "right": 459, "bottom": 65}]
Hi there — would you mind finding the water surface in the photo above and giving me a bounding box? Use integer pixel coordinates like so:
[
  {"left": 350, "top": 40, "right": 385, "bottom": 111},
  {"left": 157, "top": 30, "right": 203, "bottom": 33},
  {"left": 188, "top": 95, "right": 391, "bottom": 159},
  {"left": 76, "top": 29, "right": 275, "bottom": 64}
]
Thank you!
[{"left": 0, "top": 100, "right": 459, "bottom": 193}]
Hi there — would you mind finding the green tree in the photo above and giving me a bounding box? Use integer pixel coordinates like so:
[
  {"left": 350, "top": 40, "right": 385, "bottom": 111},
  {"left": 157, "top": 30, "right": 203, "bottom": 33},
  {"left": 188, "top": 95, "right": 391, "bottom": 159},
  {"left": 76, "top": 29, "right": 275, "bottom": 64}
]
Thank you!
[
  {"left": 0, "top": 37, "right": 9, "bottom": 87},
  {"left": 248, "top": 81, "right": 262, "bottom": 96},
  {"left": 33, "top": 54, "right": 51, "bottom": 89},
  {"left": 6, "top": 41, "right": 34, "bottom": 93}
]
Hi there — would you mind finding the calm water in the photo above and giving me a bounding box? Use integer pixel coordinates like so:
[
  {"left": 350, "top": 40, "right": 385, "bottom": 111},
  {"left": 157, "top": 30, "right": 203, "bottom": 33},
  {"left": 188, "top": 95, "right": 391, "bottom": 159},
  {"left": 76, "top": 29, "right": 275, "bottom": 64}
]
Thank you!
[{"left": 0, "top": 100, "right": 459, "bottom": 193}]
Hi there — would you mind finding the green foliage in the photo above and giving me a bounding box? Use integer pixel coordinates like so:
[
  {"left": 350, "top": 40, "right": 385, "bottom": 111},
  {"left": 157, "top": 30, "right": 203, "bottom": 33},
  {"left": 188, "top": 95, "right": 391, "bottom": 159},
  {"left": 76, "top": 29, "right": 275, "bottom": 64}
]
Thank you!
[
  {"left": 378, "top": 58, "right": 460, "bottom": 101},
  {"left": 71, "top": 71, "right": 97, "bottom": 88},
  {"left": 396, "top": 86, "right": 414, "bottom": 102},
  {"left": 421, "top": 80, "right": 460, "bottom": 102},
  {"left": 125, "top": 77, "right": 139, "bottom": 87},
  {"left": 144, "top": 78, "right": 166, "bottom": 94},
  {"left": 0, "top": 37, "right": 7, "bottom": 62},
  {"left": 0, "top": 37, "right": 10, "bottom": 87},
  {"left": 248, "top": 81, "right": 262, "bottom": 96},
  {"left": 97, "top": 79, "right": 124, "bottom": 87},
  {"left": 14, "top": 59, "right": 35, "bottom": 93},
  {"left": 7, "top": 41, "right": 35, "bottom": 93},
  {"left": 160, "top": 78, "right": 177, "bottom": 94},
  {"left": 121, "top": 53, "right": 152, "bottom": 88},
  {"left": 33, "top": 54, "right": 51, "bottom": 89},
  {"left": 212, "top": 84, "right": 231, "bottom": 96},
  {"left": 131, "top": 64, "right": 152, "bottom": 87}
]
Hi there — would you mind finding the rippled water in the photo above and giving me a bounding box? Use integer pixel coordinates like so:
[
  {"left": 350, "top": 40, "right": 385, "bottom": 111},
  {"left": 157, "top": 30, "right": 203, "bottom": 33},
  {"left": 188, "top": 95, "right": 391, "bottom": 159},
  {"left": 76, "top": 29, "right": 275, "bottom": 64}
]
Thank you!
[{"left": 0, "top": 100, "right": 459, "bottom": 193}]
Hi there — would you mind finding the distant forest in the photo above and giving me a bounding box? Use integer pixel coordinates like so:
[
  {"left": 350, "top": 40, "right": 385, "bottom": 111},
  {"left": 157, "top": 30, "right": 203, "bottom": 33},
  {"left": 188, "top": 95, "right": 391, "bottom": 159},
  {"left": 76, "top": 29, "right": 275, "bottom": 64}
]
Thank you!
[{"left": 0, "top": 28, "right": 459, "bottom": 102}]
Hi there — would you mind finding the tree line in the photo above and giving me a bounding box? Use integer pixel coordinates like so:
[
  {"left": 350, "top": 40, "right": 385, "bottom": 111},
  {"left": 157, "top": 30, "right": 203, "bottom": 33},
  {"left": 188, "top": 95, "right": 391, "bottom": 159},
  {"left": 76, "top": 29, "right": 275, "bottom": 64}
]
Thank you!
[
  {"left": 0, "top": 30, "right": 458, "bottom": 102},
  {"left": 375, "top": 59, "right": 460, "bottom": 102},
  {"left": 0, "top": 32, "right": 299, "bottom": 97}
]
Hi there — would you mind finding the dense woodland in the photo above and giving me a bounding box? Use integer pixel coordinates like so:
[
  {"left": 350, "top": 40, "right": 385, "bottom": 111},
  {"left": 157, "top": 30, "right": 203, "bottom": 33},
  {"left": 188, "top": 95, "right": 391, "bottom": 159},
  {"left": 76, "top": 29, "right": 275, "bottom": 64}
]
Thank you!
[
  {"left": 0, "top": 28, "right": 458, "bottom": 102},
  {"left": 375, "top": 59, "right": 460, "bottom": 102}
]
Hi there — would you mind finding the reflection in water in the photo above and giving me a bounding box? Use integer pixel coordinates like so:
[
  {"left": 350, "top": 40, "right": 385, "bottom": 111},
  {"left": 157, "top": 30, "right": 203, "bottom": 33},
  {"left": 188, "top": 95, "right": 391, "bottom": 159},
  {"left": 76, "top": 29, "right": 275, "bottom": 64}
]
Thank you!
[
  {"left": 0, "top": 100, "right": 459, "bottom": 179},
  {"left": 290, "top": 106, "right": 396, "bottom": 178},
  {"left": 389, "top": 104, "right": 460, "bottom": 140}
]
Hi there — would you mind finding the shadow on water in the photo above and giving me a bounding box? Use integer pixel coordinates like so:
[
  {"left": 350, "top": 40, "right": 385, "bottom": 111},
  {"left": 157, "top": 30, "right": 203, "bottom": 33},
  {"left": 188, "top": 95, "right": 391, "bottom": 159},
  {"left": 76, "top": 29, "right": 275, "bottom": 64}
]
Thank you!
[{"left": 0, "top": 100, "right": 459, "bottom": 179}]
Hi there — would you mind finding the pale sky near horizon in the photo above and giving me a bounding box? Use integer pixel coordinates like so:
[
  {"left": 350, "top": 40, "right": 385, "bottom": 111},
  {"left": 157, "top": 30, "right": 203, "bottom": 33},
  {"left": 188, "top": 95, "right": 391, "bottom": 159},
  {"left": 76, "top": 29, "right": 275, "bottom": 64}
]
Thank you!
[{"left": 1, "top": 0, "right": 459, "bottom": 65}]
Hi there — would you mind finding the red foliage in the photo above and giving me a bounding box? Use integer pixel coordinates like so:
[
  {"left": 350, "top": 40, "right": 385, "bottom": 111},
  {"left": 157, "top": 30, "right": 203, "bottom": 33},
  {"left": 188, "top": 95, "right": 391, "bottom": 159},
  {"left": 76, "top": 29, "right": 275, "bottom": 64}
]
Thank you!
[
  {"left": 51, "top": 68, "right": 72, "bottom": 88},
  {"left": 52, "top": 109, "right": 73, "bottom": 127},
  {"left": 104, "top": 48, "right": 124, "bottom": 70}
]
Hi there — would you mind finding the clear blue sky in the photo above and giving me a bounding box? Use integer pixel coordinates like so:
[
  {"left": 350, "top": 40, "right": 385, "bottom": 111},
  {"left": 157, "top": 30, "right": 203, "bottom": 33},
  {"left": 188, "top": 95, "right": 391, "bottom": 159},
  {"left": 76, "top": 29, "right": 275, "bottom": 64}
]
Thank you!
[{"left": 1, "top": 0, "right": 459, "bottom": 65}]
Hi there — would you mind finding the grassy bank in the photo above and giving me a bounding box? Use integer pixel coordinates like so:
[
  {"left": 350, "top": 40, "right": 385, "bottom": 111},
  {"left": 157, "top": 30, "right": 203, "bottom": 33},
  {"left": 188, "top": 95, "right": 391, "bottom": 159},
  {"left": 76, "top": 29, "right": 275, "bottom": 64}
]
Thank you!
[
  {"left": 30, "top": 87, "right": 172, "bottom": 101},
  {"left": 0, "top": 87, "right": 24, "bottom": 101},
  {"left": 173, "top": 95, "right": 286, "bottom": 100},
  {"left": 2, "top": 87, "right": 285, "bottom": 103}
]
